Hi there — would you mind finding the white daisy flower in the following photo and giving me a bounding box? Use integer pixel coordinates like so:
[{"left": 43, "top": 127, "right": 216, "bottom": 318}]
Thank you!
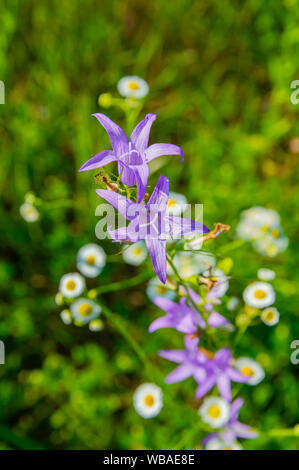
[
  {"left": 20, "top": 203, "right": 39, "bottom": 222},
  {"left": 254, "top": 238, "right": 277, "bottom": 257},
  {"left": 77, "top": 244, "right": 106, "bottom": 278},
  {"left": 243, "top": 281, "right": 275, "bottom": 309},
  {"left": 59, "top": 273, "right": 85, "bottom": 298},
  {"left": 205, "top": 437, "right": 242, "bottom": 450},
  {"left": 122, "top": 242, "right": 147, "bottom": 266},
  {"left": 117, "top": 76, "right": 149, "bottom": 99},
  {"left": 242, "top": 206, "right": 280, "bottom": 228},
  {"left": 202, "top": 268, "right": 229, "bottom": 298},
  {"left": 89, "top": 318, "right": 104, "bottom": 332},
  {"left": 199, "top": 397, "right": 230, "bottom": 428},
  {"left": 261, "top": 307, "right": 280, "bottom": 326},
  {"left": 133, "top": 383, "right": 163, "bottom": 419},
  {"left": 236, "top": 220, "right": 260, "bottom": 241},
  {"left": 166, "top": 192, "right": 187, "bottom": 216},
  {"left": 227, "top": 297, "right": 239, "bottom": 311},
  {"left": 257, "top": 268, "right": 276, "bottom": 281},
  {"left": 254, "top": 233, "right": 288, "bottom": 257},
  {"left": 234, "top": 357, "right": 265, "bottom": 385},
  {"left": 70, "top": 298, "right": 101, "bottom": 325},
  {"left": 60, "top": 309, "right": 72, "bottom": 325},
  {"left": 146, "top": 277, "right": 175, "bottom": 302}
]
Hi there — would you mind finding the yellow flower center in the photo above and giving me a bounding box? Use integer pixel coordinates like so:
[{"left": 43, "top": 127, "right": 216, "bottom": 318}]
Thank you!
[
  {"left": 65, "top": 280, "right": 76, "bottom": 291},
  {"left": 78, "top": 303, "right": 92, "bottom": 316},
  {"left": 26, "top": 208, "right": 35, "bottom": 215},
  {"left": 222, "top": 447, "right": 232, "bottom": 450},
  {"left": 128, "top": 81, "right": 140, "bottom": 91},
  {"left": 133, "top": 247, "right": 142, "bottom": 256},
  {"left": 144, "top": 394, "right": 154, "bottom": 407},
  {"left": 271, "top": 229, "right": 280, "bottom": 239},
  {"left": 86, "top": 255, "right": 96, "bottom": 265},
  {"left": 241, "top": 366, "right": 254, "bottom": 377},
  {"left": 264, "top": 311, "right": 274, "bottom": 322},
  {"left": 208, "top": 405, "right": 221, "bottom": 419},
  {"left": 268, "top": 244, "right": 278, "bottom": 256},
  {"left": 157, "top": 286, "right": 167, "bottom": 294},
  {"left": 254, "top": 289, "right": 266, "bottom": 299},
  {"left": 167, "top": 199, "right": 177, "bottom": 208}
]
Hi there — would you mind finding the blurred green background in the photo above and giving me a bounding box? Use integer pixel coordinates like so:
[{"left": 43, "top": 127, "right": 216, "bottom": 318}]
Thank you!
[{"left": 0, "top": 0, "right": 298, "bottom": 450}]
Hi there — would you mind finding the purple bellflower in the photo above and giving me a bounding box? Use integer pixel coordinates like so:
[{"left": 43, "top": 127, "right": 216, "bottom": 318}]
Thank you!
[
  {"left": 203, "top": 397, "right": 258, "bottom": 446},
  {"left": 149, "top": 296, "right": 232, "bottom": 334},
  {"left": 96, "top": 175, "right": 209, "bottom": 283},
  {"left": 79, "top": 113, "right": 184, "bottom": 202},
  {"left": 159, "top": 341, "right": 247, "bottom": 401},
  {"left": 195, "top": 347, "right": 249, "bottom": 402},
  {"left": 159, "top": 336, "right": 208, "bottom": 384}
]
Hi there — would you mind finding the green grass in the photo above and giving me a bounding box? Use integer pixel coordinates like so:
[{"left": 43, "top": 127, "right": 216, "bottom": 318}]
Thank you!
[{"left": 0, "top": 0, "right": 298, "bottom": 450}]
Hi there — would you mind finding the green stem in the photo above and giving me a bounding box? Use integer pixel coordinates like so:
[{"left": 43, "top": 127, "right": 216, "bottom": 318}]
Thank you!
[
  {"left": 166, "top": 253, "right": 213, "bottom": 336},
  {"left": 99, "top": 300, "right": 148, "bottom": 366},
  {"left": 92, "top": 271, "right": 152, "bottom": 295},
  {"left": 262, "top": 428, "right": 297, "bottom": 438}
]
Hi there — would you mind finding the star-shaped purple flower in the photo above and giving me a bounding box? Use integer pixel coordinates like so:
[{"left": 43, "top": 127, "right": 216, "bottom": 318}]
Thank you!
[
  {"left": 148, "top": 296, "right": 232, "bottom": 334},
  {"left": 149, "top": 297, "right": 206, "bottom": 334},
  {"left": 203, "top": 397, "right": 258, "bottom": 446},
  {"left": 96, "top": 175, "right": 209, "bottom": 283},
  {"left": 159, "top": 342, "right": 247, "bottom": 401},
  {"left": 159, "top": 336, "right": 208, "bottom": 384},
  {"left": 195, "top": 348, "right": 249, "bottom": 402},
  {"left": 79, "top": 113, "right": 184, "bottom": 202}
]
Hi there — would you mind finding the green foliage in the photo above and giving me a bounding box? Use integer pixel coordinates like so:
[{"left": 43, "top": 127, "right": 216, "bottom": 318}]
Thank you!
[{"left": 0, "top": 0, "right": 298, "bottom": 450}]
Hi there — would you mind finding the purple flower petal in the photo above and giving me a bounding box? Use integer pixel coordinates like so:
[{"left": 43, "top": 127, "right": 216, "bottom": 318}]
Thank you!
[
  {"left": 193, "top": 366, "right": 207, "bottom": 383},
  {"left": 154, "top": 297, "right": 179, "bottom": 313},
  {"left": 187, "top": 288, "right": 201, "bottom": 305},
  {"left": 148, "top": 316, "right": 175, "bottom": 333},
  {"left": 229, "top": 398, "right": 244, "bottom": 422},
  {"left": 208, "top": 311, "right": 230, "bottom": 328},
  {"left": 79, "top": 150, "right": 117, "bottom": 172},
  {"left": 176, "top": 313, "right": 198, "bottom": 334},
  {"left": 130, "top": 114, "right": 156, "bottom": 154},
  {"left": 195, "top": 374, "right": 216, "bottom": 398},
  {"left": 231, "top": 422, "right": 259, "bottom": 439},
  {"left": 167, "top": 215, "right": 209, "bottom": 237},
  {"left": 158, "top": 349, "right": 185, "bottom": 363},
  {"left": 220, "top": 429, "right": 236, "bottom": 444},
  {"left": 144, "top": 143, "right": 184, "bottom": 162},
  {"left": 165, "top": 363, "right": 194, "bottom": 384},
  {"left": 119, "top": 164, "right": 136, "bottom": 187},
  {"left": 184, "top": 334, "right": 200, "bottom": 352},
  {"left": 133, "top": 164, "right": 149, "bottom": 203},
  {"left": 202, "top": 433, "right": 218, "bottom": 446},
  {"left": 215, "top": 347, "right": 232, "bottom": 364},
  {"left": 96, "top": 189, "right": 139, "bottom": 221},
  {"left": 92, "top": 113, "right": 128, "bottom": 156},
  {"left": 148, "top": 175, "right": 169, "bottom": 210},
  {"left": 228, "top": 367, "right": 249, "bottom": 383},
  {"left": 146, "top": 238, "right": 167, "bottom": 283},
  {"left": 217, "top": 374, "right": 232, "bottom": 401}
]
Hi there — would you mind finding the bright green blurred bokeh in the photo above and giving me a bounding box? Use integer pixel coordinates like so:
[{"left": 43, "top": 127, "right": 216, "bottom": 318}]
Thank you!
[{"left": 0, "top": 0, "right": 298, "bottom": 450}]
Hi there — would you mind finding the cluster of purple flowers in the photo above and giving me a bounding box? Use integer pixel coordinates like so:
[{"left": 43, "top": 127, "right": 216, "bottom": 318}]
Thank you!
[
  {"left": 80, "top": 112, "right": 259, "bottom": 449},
  {"left": 79, "top": 113, "right": 209, "bottom": 283}
]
